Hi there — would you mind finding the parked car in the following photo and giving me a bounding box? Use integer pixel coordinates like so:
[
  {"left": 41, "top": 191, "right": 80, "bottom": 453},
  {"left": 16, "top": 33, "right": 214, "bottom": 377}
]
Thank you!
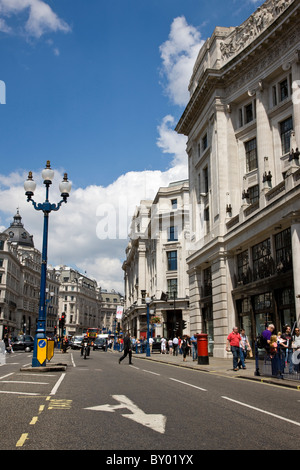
[
  {"left": 70, "top": 335, "right": 84, "bottom": 349},
  {"left": 11, "top": 335, "right": 34, "bottom": 352},
  {"left": 93, "top": 337, "right": 107, "bottom": 351},
  {"left": 151, "top": 337, "right": 161, "bottom": 353}
]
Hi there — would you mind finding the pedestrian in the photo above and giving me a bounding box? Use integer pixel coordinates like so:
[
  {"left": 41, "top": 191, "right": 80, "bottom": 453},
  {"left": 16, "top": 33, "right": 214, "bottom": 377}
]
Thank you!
[
  {"left": 269, "top": 335, "right": 280, "bottom": 377},
  {"left": 119, "top": 332, "right": 133, "bottom": 365},
  {"left": 168, "top": 338, "right": 173, "bottom": 355},
  {"left": 226, "top": 327, "right": 242, "bottom": 371},
  {"left": 277, "top": 330, "right": 288, "bottom": 377},
  {"left": 178, "top": 336, "right": 182, "bottom": 355},
  {"left": 239, "top": 328, "right": 251, "bottom": 369},
  {"left": 281, "top": 325, "right": 294, "bottom": 374},
  {"left": 172, "top": 336, "right": 179, "bottom": 356},
  {"left": 160, "top": 337, "right": 166, "bottom": 354},
  {"left": 62, "top": 335, "right": 69, "bottom": 353},
  {"left": 3, "top": 334, "right": 11, "bottom": 353},
  {"left": 261, "top": 324, "right": 275, "bottom": 351},
  {"left": 149, "top": 336, "right": 153, "bottom": 353},
  {"left": 190, "top": 333, "right": 198, "bottom": 361},
  {"left": 292, "top": 327, "right": 300, "bottom": 373},
  {"left": 181, "top": 335, "right": 191, "bottom": 362}
]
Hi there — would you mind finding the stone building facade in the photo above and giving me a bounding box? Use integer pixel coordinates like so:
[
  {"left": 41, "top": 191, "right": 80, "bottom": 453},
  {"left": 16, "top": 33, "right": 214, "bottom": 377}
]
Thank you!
[
  {"left": 122, "top": 181, "right": 190, "bottom": 339},
  {"left": 176, "top": 0, "right": 300, "bottom": 357}
]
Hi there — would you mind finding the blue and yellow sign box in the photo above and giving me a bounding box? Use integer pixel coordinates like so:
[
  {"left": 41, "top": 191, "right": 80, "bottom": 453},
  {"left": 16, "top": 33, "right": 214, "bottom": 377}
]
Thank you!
[
  {"left": 47, "top": 340, "right": 55, "bottom": 361},
  {"left": 37, "top": 338, "right": 47, "bottom": 365}
]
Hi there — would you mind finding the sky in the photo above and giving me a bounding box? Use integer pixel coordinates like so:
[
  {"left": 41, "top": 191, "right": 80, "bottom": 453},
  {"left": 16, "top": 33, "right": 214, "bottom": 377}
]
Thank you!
[{"left": 0, "top": 0, "right": 264, "bottom": 293}]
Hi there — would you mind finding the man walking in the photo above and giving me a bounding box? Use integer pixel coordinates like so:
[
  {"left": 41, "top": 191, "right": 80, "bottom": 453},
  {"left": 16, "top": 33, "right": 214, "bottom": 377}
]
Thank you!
[
  {"left": 226, "top": 327, "right": 242, "bottom": 371},
  {"left": 119, "top": 332, "right": 133, "bottom": 365},
  {"left": 172, "top": 336, "right": 179, "bottom": 356}
]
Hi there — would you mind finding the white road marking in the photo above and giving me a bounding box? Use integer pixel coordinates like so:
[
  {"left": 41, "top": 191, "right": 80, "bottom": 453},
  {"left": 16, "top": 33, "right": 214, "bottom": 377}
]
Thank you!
[
  {"left": 170, "top": 377, "right": 207, "bottom": 392},
  {"left": 222, "top": 396, "right": 300, "bottom": 427},
  {"left": 1, "top": 380, "right": 49, "bottom": 385},
  {"left": 0, "top": 390, "right": 40, "bottom": 396},
  {"left": 85, "top": 394, "right": 167, "bottom": 434},
  {"left": 50, "top": 372, "right": 66, "bottom": 396},
  {"left": 142, "top": 369, "right": 160, "bottom": 376},
  {"left": 0, "top": 373, "right": 14, "bottom": 380}
]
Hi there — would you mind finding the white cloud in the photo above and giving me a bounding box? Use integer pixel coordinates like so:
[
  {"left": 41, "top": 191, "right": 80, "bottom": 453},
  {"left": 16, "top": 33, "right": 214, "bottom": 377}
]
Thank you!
[
  {"left": 0, "top": 163, "right": 188, "bottom": 293},
  {"left": 0, "top": 0, "right": 71, "bottom": 38},
  {"left": 157, "top": 115, "right": 187, "bottom": 167},
  {"left": 159, "top": 16, "right": 204, "bottom": 107},
  {"left": 0, "top": 16, "right": 200, "bottom": 292}
]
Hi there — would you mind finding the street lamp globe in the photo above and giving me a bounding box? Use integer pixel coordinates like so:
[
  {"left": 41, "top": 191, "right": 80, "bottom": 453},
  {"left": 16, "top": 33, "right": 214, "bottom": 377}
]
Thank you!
[
  {"left": 24, "top": 171, "right": 37, "bottom": 199},
  {"left": 59, "top": 173, "right": 72, "bottom": 200},
  {"left": 41, "top": 160, "right": 55, "bottom": 183}
]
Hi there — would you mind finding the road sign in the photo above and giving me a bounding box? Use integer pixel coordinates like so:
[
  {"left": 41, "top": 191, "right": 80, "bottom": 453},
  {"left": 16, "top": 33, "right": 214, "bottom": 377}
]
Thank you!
[
  {"left": 85, "top": 395, "right": 166, "bottom": 434},
  {"left": 37, "top": 339, "right": 47, "bottom": 365},
  {"left": 47, "top": 340, "right": 55, "bottom": 361}
]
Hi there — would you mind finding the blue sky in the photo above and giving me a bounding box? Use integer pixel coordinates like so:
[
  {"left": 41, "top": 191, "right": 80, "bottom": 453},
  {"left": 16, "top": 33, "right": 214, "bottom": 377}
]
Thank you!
[{"left": 0, "top": 0, "right": 264, "bottom": 292}]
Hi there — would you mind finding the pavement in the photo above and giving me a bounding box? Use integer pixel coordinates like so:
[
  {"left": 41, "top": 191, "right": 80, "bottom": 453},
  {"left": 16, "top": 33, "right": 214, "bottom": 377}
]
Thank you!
[
  {"left": 20, "top": 347, "right": 300, "bottom": 390},
  {"left": 121, "top": 349, "right": 300, "bottom": 390}
]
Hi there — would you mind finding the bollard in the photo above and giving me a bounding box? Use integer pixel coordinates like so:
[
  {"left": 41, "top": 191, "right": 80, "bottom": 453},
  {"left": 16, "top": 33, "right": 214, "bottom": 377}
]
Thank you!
[{"left": 196, "top": 333, "right": 209, "bottom": 365}]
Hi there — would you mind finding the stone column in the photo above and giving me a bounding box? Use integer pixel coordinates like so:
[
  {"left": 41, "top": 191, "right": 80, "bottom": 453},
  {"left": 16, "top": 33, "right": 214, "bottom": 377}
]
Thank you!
[
  {"left": 291, "top": 217, "right": 300, "bottom": 325},
  {"left": 292, "top": 54, "right": 300, "bottom": 147},
  {"left": 256, "top": 85, "right": 274, "bottom": 200}
]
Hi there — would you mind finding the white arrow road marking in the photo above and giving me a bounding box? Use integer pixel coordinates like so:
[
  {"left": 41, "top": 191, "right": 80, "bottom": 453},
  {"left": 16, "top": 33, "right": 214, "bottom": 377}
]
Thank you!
[{"left": 85, "top": 394, "right": 167, "bottom": 434}]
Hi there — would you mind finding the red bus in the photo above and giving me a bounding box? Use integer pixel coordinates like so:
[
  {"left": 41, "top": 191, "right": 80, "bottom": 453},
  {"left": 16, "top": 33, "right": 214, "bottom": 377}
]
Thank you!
[{"left": 87, "top": 328, "right": 99, "bottom": 339}]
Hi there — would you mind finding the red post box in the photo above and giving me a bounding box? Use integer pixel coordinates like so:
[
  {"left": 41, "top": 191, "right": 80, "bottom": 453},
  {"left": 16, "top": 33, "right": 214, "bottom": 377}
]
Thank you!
[{"left": 196, "top": 333, "right": 209, "bottom": 365}]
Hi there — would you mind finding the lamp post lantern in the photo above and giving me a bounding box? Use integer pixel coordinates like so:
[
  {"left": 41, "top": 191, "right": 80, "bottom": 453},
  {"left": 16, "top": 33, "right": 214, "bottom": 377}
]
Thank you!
[{"left": 24, "top": 161, "right": 71, "bottom": 367}]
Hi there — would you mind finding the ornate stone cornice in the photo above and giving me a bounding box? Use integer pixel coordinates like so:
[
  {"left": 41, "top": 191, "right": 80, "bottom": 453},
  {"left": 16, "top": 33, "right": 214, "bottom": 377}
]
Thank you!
[
  {"left": 220, "top": 0, "right": 294, "bottom": 64},
  {"left": 176, "top": 0, "right": 300, "bottom": 136}
]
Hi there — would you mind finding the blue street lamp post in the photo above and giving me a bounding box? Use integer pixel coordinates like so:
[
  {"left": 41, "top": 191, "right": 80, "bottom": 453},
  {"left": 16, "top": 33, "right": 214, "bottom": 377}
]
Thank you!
[
  {"left": 24, "top": 161, "right": 71, "bottom": 367},
  {"left": 145, "top": 296, "right": 151, "bottom": 357}
]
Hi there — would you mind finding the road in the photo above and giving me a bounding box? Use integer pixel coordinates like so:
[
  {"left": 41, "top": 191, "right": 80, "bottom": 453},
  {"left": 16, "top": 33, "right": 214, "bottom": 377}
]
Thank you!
[{"left": 0, "top": 349, "right": 299, "bottom": 453}]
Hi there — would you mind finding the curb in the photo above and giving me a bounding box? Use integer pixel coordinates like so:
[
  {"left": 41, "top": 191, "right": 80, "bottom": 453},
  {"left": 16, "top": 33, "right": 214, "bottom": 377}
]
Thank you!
[
  {"left": 134, "top": 355, "right": 300, "bottom": 390},
  {"left": 20, "top": 363, "right": 67, "bottom": 372}
]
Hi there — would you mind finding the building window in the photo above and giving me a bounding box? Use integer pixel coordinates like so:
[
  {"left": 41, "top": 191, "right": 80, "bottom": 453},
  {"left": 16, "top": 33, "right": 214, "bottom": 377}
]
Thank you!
[
  {"left": 239, "top": 100, "right": 256, "bottom": 127},
  {"left": 204, "top": 207, "right": 210, "bottom": 233},
  {"left": 245, "top": 138, "right": 258, "bottom": 172},
  {"left": 275, "top": 228, "right": 292, "bottom": 272},
  {"left": 171, "top": 199, "right": 177, "bottom": 209},
  {"left": 252, "top": 238, "right": 272, "bottom": 281},
  {"left": 168, "top": 226, "right": 178, "bottom": 242},
  {"left": 167, "top": 279, "right": 177, "bottom": 298},
  {"left": 245, "top": 103, "right": 254, "bottom": 124},
  {"left": 167, "top": 251, "right": 177, "bottom": 271},
  {"left": 203, "top": 267, "right": 212, "bottom": 297},
  {"left": 203, "top": 167, "right": 209, "bottom": 193},
  {"left": 280, "top": 116, "right": 293, "bottom": 155},
  {"left": 248, "top": 185, "right": 259, "bottom": 204},
  {"left": 202, "top": 133, "right": 208, "bottom": 152},
  {"left": 272, "top": 85, "right": 277, "bottom": 106},
  {"left": 279, "top": 78, "right": 289, "bottom": 102},
  {"left": 237, "top": 250, "right": 250, "bottom": 285}
]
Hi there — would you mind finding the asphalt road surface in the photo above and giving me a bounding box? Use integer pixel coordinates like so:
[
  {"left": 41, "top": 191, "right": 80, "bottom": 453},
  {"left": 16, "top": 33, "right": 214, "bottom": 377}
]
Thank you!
[{"left": 0, "top": 349, "right": 299, "bottom": 454}]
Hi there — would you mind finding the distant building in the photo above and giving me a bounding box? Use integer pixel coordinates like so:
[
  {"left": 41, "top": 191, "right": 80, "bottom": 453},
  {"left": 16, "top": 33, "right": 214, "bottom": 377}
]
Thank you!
[
  {"left": 176, "top": 0, "right": 300, "bottom": 356},
  {"left": 0, "top": 212, "right": 122, "bottom": 339},
  {"left": 99, "top": 289, "right": 124, "bottom": 334},
  {"left": 122, "top": 180, "right": 190, "bottom": 339}
]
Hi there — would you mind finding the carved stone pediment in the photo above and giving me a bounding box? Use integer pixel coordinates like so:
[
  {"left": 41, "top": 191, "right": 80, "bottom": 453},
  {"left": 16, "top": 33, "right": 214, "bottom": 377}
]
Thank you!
[{"left": 220, "top": 0, "right": 294, "bottom": 63}]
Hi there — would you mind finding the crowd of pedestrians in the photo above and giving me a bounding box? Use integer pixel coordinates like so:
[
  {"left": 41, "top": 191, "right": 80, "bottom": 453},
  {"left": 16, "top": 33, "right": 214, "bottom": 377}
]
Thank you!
[
  {"left": 261, "top": 323, "right": 300, "bottom": 378},
  {"left": 226, "top": 323, "right": 300, "bottom": 377},
  {"left": 160, "top": 336, "right": 195, "bottom": 360}
]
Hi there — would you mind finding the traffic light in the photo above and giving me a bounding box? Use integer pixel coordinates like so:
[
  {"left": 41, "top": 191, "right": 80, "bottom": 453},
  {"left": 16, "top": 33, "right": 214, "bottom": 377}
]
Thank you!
[
  {"left": 175, "top": 321, "right": 180, "bottom": 331},
  {"left": 61, "top": 314, "right": 66, "bottom": 327},
  {"left": 182, "top": 320, "right": 187, "bottom": 330}
]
